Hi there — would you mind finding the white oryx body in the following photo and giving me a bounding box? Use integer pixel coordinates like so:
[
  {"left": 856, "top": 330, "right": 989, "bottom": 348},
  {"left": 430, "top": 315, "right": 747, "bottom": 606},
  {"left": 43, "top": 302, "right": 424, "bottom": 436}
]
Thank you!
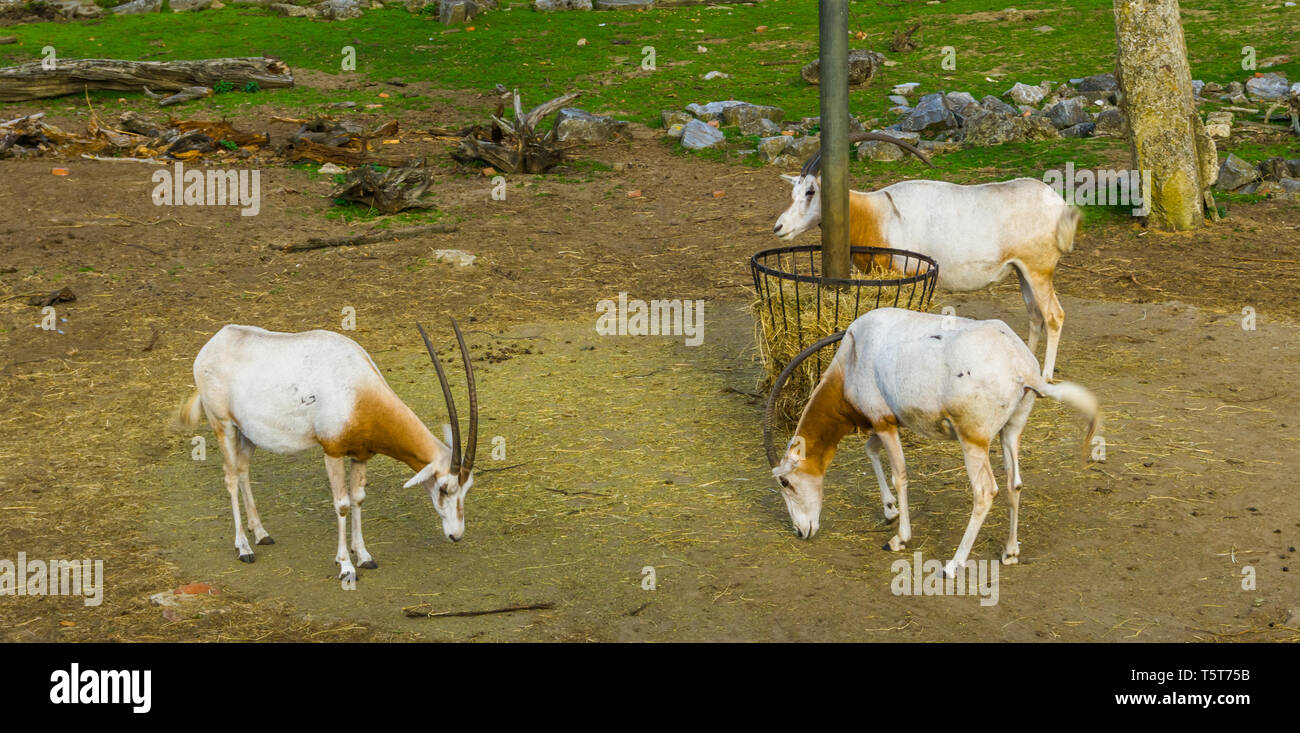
[
  {"left": 179, "top": 322, "right": 478, "bottom": 582},
  {"left": 774, "top": 165, "right": 1080, "bottom": 379},
  {"left": 768, "top": 308, "right": 1098, "bottom": 577}
]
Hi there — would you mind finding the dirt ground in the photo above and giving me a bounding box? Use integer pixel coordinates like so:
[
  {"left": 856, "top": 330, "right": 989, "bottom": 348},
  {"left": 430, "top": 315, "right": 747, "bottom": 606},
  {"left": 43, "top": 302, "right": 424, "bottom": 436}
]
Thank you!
[{"left": 1, "top": 89, "right": 1298, "bottom": 641}]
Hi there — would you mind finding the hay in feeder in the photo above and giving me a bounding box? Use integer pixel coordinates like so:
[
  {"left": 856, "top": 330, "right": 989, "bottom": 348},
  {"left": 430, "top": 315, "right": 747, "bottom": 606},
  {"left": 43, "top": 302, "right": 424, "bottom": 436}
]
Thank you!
[{"left": 753, "top": 264, "right": 908, "bottom": 425}]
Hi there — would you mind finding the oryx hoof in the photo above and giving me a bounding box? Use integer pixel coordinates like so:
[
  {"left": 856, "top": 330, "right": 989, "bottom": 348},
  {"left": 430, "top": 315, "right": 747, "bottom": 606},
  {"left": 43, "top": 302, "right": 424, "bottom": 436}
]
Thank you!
[
  {"left": 1001, "top": 551, "right": 1020, "bottom": 566},
  {"left": 256, "top": 535, "right": 276, "bottom": 546},
  {"left": 238, "top": 552, "right": 256, "bottom": 564},
  {"left": 883, "top": 535, "right": 907, "bottom": 552},
  {"left": 339, "top": 568, "right": 357, "bottom": 583},
  {"left": 359, "top": 559, "right": 378, "bottom": 570}
]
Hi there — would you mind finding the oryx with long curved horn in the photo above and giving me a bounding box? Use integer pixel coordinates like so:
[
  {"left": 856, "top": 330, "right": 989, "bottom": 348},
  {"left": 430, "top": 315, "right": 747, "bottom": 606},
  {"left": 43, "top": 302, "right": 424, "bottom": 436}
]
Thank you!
[
  {"left": 772, "top": 131, "right": 1081, "bottom": 380},
  {"left": 764, "top": 308, "right": 1099, "bottom": 577},
  {"left": 180, "top": 318, "right": 480, "bottom": 582}
]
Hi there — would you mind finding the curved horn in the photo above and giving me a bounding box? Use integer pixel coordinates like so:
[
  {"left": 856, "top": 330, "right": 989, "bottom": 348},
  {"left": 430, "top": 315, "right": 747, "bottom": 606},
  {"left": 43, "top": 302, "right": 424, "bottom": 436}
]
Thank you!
[
  {"left": 763, "top": 330, "right": 848, "bottom": 468},
  {"left": 416, "top": 321, "right": 462, "bottom": 477},
  {"left": 449, "top": 317, "right": 477, "bottom": 484},
  {"left": 801, "top": 131, "right": 935, "bottom": 177}
]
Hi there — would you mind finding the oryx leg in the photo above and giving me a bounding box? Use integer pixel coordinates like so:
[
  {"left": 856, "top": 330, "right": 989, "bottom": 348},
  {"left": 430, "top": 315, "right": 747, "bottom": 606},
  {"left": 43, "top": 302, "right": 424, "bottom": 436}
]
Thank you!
[
  {"left": 325, "top": 455, "right": 356, "bottom": 582},
  {"left": 1022, "top": 268, "right": 1065, "bottom": 381},
  {"left": 865, "top": 433, "right": 899, "bottom": 522},
  {"left": 235, "top": 434, "right": 273, "bottom": 546},
  {"left": 1015, "top": 266, "right": 1046, "bottom": 359},
  {"left": 213, "top": 420, "right": 255, "bottom": 563},
  {"left": 998, "top": 394, "right": 1033, "bottom": 565},
  {"left": 946, "top": 436, "right": 999, "bottom": 577},
  {"left": 874, "top": 426, "right": 911, "bottom": 551},
  {"left": 349, "top": 460, "right": 377, "bottom": 570}
]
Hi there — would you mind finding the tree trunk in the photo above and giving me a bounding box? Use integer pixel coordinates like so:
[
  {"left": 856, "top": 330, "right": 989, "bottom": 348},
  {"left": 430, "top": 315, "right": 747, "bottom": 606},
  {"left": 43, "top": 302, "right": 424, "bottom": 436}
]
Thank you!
[
  {"left": 0, "top": 57, "right": 293, "bottom": 102},
  {"left": 1113, "top": 0, "right": 1209, "bottom": 231}
]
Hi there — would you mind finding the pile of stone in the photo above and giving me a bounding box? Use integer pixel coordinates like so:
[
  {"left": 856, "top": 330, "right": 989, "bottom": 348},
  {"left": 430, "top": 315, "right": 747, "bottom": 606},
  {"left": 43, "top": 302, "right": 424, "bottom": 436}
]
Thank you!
[
  {"left": 868, "top": 73, "right": 1135, "bottom": 151},
  {"left": 662, "top": 101, "right": 826, "bottom": 165},
  {"left": 1215, "top": 153, "right": 1300, "bottom": 200}
]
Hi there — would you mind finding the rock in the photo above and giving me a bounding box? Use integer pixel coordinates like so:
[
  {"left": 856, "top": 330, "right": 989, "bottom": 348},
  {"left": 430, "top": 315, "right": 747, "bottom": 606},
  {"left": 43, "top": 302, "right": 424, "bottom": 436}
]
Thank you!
[
  {"left": 1079, "top": 90, "right": 1117, "bottom": 106},
  {"left": 680, "top": 118, "right": 725, "bottom": 150},
  {"left": 1279, "top": 178, "right": 1300, "bottom": 201},
  {"left": 439, "top": 0, "right": 475, "bottom": 23},
  {"left": 534, "top": 0, "right": 590, "bottom": 9},
  {"left": 1204, "top": 110, "right": 1233, "bottom": 139},
  {"left": 858, "top": 139, "right": 906, "bottom": 162},
  {"left": 270, "top": 2, "right": 319, "bottom": 15},
  {"left": 1246, "top": 72, "right": 1290, "bottom": 101},
  {"left": 1051, "top": 83, "right": 1077, "bottom": 100},
  {"left": 757, "top": 135, "right": 792, "bottom": 163},
  {"left": 1076, "top": 73, "right": 1118, "bottom": 92},
  {"left": 1258, "top": 156, "right": 1290, "bottom": 182},
  {"left": 406, "top": 0, "right": 437, "bottom": 10},
  {"left": 917, "top": 139, "right": 961, "bottom": 155},
  {"left": 554, "top": 108, "right": 629, "bottom": 143},
  {"left": 434, "top": 249, "right": 477, "bottom": 267},
  {"left": 1216, "top": 153, "right": 1260, "bottom": 191},
  {"left": 1094, "top": 107, "right": 1127, "bottom": 137},
  {"left": 1015, "top": 115, "right": 1059, "bottom": 141},
  {"left": 962, "top": 108, "right": 1020, "bottom": 146},
  {"left": 702, "top": 70, "right": 730, "bottom": 80},
  {"left": 887, "top": 95, "right": 909, "bottom": 106},
  {"left": 800, "top": 49, "right": 884, "bottom": 86},
  {"left": 51, "top": 0, "right": 105, "bottom": 16},
  {"left": 328, "top": 101, "right": 358, "bottom": 109},
  {"left": 321, "top": 0, "right": 363, "bottom": 18},
  {"left": 318, "top": 163, "right": 346, "bottom": 174},
  {"left": 892, "top": 82, "right": 920, "bottom": 96},
  {"left": 595, "top": 0, "right": 653, "bottom": 7},
  {"left": 1191, "top": 80, "right": 1204, "bottom": 96},
  {"left": 661, "top": 110, "right": 692, "bottom": 129},
  {"left": 112, "top": 0, "right": 161, "bottom": 13},
  {"left": 899, "top": 92, "right": 956, "bottom": 133},
  {"left": 1059, "top": 121, "right": 1095, "bottom": 138},
  {"left": 944, "top": 91, "right": 977, "bottom": 111},
  {"left": 1288, "top": 159, "right": 1300, "bottom": 178},
  {"left": 785, "top": 135, "right": 821, "bottom": 160},
  {"left": 721, "top": 103, "right": 785, "bottom": 128},
  {"left": 686, "top": 100, "right": 746, "bottom": 122},
  {"left": 739, "top": 117, "right": 783, "bottom": 137},
  {"left": 665, "top": 123, "right": 685, "bottom": 139},
  {"left": 1044, "top": 97, "right": 1090, "bottom": 129},
  {"left": 1005, "top": 82, "right": 1047, "bottom": 106},
  {"left": 980, "top": 95, "right": 1019, "bottom": 116},
  {"left": 1201, "top": 81, "right": 1224, "bottom": 95}
]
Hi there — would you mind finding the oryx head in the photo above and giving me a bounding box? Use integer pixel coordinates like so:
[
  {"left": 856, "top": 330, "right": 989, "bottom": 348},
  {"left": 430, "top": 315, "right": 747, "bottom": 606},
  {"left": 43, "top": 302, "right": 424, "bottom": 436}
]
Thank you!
[
  {"left": 763, "top": 331, "right": 848, "bottom": 540},
  {"left": 404, "top": 318, "right": 479, "bottom": 543},
  {"left": 771, "top": 132, "right": 934, "bottom": 241}
]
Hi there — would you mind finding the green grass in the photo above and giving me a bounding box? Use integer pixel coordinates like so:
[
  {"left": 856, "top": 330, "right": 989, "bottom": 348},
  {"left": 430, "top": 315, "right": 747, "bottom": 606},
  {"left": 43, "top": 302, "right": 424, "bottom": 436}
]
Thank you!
[{"left": 0, "top": 0, "right": 1295, "bottom": 182}]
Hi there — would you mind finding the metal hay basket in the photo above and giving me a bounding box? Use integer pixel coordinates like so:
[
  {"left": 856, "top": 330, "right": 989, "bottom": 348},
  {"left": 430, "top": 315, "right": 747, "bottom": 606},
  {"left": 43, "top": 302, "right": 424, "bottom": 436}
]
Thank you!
[{"left": 749, "top": 244, "right": 939, "bottom": 423}]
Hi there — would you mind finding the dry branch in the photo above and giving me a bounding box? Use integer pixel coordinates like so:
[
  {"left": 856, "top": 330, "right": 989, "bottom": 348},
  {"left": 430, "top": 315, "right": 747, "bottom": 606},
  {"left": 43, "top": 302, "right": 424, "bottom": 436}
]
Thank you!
[
  {"left": 402, "top": 602, "right": 555, "bottom": 618},
  {"left": 0, "top": 57, "right": 293, "bottom": 102},
  {"left": 273, "top": 223, "right": 459, "bottom": 252}
]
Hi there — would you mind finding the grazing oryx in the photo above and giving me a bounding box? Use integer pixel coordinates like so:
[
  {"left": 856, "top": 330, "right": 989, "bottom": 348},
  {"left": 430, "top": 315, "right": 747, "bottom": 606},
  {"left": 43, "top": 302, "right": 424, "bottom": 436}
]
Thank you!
[
  {"left": 772, "top": 132, "right": 1081, "bottom": 379},
  {"left": 765, "top": 308, "right": 1099, "bottom": 577},
  {"left": 178, "top": 319, "right": 478, "bottom": 582}
]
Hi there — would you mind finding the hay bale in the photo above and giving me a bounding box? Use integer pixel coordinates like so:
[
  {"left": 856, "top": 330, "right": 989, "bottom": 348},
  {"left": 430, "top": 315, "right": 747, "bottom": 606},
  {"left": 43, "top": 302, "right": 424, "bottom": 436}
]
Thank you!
[{"left": 753, "top": 263, "right": 910, "bottom": 424}]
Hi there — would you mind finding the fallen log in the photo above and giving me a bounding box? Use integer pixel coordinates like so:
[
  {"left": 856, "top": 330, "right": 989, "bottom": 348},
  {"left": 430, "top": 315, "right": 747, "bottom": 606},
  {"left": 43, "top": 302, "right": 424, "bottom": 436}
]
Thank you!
[
  {"left": 274, "top": 222, "right": 459, "bottom": 252},
  {"left": 0, "top": 57, "right": 293, "bottom": 103},
  {"left": 284, "top": 138, "right": 416, "bottom": 168},
  {"left": 401, "top": 602, "right": 555, "bottom": 618}
]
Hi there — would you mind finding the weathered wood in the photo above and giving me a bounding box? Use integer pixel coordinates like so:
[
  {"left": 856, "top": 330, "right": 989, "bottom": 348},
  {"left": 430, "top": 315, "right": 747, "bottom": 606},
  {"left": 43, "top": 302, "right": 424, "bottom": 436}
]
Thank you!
[
  {"left": 283, "top": 138, "right": 416, "bottom": 168},
  {"left": 0, "top": 57, "right": 293, "bottom": 102},
  {"left": 274, "top": 223, "right": 459, "bottom": 252},
  {"left": 1113, "top": 0, "right": 1208, "bottom": 230}
]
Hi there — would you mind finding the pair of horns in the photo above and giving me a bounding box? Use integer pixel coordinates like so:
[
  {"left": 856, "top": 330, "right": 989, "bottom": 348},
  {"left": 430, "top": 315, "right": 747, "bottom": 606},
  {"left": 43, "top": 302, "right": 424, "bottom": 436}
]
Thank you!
[
  {"left": 764, "top": 331, "right": 847, "bottom": 469},
  {"left": 416, "top": 319, "right": 478, "bottom": 485},
  {"left": 800, "top": 132, "right": 935, "bottom": 178}
]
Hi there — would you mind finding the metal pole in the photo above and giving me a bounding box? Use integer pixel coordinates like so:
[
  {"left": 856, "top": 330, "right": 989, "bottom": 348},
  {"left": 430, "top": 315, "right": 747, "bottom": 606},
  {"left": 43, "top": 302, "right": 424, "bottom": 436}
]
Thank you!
[{"left": 818, "top": 0, "right": 851, "bottom": 279}]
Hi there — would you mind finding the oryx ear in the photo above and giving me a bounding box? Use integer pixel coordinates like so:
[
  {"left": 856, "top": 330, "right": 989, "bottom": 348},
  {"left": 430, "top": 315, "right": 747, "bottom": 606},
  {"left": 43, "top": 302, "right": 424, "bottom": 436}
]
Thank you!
[
  {"left": 779, "top": 174, "right": 801, "bottom": 185},
  {"left": 403, "top": 462, "right": 439, "bottom": 489},
  {"left": 772, "top": 455, "right": 798, "bottom": 477},
  {"left": 441, "top": 423, "right": 454, "bottom": 446}
]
